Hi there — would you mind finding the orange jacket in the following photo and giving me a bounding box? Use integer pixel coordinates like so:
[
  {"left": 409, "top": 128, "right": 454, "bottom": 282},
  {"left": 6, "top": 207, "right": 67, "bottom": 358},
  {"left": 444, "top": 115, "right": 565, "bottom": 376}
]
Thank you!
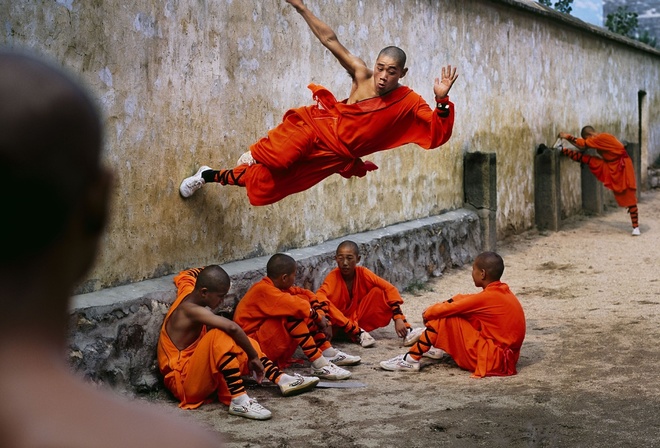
[
  {"left": 243, "top": 84, "right": 454, "bottom": 205},
  {"left": 423, "top": 281, "right": 526, "bottom": 377},
  {"left": 575, "top": 133, "right": 636, "bottom": 194}
]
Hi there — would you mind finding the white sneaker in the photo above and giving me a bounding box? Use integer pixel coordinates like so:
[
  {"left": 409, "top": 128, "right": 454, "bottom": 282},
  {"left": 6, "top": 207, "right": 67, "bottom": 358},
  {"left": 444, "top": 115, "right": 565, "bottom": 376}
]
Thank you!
[
  {"left": 312, "top": 362, "right": 352, "bottom": 380},
  {"left": 423, "top": 347, "right": 445, "bottom": 360},
  {"left": 358, "top": 330, "right": 376, "bottom": 348},
  {"left": 228, "top": 397, "right": 272, "bottom": 420},
  {"left": 236, "top": 151, "right": 256, "bottom": 166},
  {"left": 380, "top": 354, "right": 420, "bottom": 372},
  {"left": 632, "top": 227, "right": 641, "bottom": 236},
  {"left": 325, "top": 350, "right": 361, "bottom": 366},
  {"left": 278, "top": 373, "right": 320, "bottom": 397},
  {"left": 403, "top": 327, "right": 425, "bottom": 347},
  {"left": 179, "top": 165, "right": 211, "bottom": 198}
]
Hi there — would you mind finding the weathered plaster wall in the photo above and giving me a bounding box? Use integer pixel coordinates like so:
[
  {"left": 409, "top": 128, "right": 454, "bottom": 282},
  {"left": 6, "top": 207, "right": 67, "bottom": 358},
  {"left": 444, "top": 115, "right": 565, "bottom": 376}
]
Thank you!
[{"left": 3, "top": 0, "right": 659, "bottom": 290}]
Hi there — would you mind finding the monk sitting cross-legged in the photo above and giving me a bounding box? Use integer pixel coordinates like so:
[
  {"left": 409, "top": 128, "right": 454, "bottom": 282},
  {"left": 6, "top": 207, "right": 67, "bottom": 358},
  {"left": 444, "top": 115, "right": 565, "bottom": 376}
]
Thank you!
[
  {"left": 178, "top": 0, "right": 457, "bottom": 206},
  {"left": 558, "top": 127, "right": 640, "bottom": 236},
  {"left": 157, "top": 266, "right": 319, "bottom": 421},
  {"left": 315, "top": 240, "right": 425, "bottom": 348},
  {"left": 233, "top": 253, "right": 361, "bottom": 380},
  {"left": 380, "top": 252, "right": 526, "bottom": 377}
]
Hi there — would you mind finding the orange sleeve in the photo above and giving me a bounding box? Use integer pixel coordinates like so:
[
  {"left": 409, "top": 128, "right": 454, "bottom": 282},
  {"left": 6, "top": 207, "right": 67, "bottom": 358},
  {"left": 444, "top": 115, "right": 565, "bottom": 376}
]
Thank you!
[
  {"left": 234, "top": 277, "right": 313, "bottom": 335},
  {"left": 358, "top": 267, "right": 403, "bottom": 306}
]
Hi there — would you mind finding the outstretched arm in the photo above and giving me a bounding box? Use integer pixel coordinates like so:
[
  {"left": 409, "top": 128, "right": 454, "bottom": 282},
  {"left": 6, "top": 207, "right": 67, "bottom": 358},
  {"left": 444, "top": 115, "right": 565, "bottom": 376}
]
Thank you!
[
  {"left": 286, "top": 0, "right": 367, "bottom": 77},
  {"left": 186, "top": 306, "right": 265, "bottom": 383},
  {"left": 558, "top": 132, "right": 587, "bottom": 149}
]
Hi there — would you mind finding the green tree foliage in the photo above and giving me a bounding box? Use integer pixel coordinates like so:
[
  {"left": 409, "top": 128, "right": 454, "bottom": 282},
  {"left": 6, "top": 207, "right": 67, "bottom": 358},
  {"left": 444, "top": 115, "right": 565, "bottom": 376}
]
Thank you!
[
  {"left": 605, "top": 6, "right": 656, "bottom": 48},
  {"left": 637, "top": 30, "right": 657, "bottom": 48},
  {"left": 538, "top": 0, "right": 573, "bottom": 14},
  {"left": 605, "top": 6, "right": 638, "bottom": 38}
]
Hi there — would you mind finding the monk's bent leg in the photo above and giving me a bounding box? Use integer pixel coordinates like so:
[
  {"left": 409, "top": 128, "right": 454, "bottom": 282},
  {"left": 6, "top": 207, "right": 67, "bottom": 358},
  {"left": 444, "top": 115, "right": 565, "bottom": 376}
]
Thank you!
[
  {"left": 252, "top": 319, "right": 299, "bottom": 367},
  {"left": 354, "top": 288, "right": 408, "bottom": 332},
  {"left": 427, "top": 317, "right": 481, "bottom": 372},
  {"left": 249, "top": 113, "right": 317, "bottom": 170},
  {"left": 406, "top": 326, "right": 438, "bottom": 361},
  {"left": 182, "top": 329, "right": 251, "bottom": 406},
  {"left": 201, "top": 164, "right": 248, "bottom": 186},
  {"left": 285, "top": 317, "right": 324, "bottom": 362}
]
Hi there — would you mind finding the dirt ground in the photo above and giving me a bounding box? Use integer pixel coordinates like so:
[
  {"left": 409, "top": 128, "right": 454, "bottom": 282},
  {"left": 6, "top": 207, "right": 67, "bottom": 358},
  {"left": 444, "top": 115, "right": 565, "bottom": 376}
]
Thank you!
[{"left": 148, "top": 189, "right": 660, "bottom": 448}]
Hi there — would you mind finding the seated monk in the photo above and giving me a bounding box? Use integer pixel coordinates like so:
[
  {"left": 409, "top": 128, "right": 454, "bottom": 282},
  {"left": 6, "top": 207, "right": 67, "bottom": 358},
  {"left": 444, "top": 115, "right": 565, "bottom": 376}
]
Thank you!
[
  {"left": 315, "top": 240, "right": 424, "bottom": 348},
  {"left": 233, "top": 253, "right": 360, "bottom": 380},
  {"left": 158, "top": 266, "right": 319, "bottom": 421},
  {"left": 380, "top": 252, "right": 526, "bottom": 377}
]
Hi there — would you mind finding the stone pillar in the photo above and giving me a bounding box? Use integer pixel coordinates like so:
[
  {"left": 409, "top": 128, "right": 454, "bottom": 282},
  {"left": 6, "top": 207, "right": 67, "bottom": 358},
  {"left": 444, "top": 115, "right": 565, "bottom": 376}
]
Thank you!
[
  {"left": 625, "top": 142, "right": 641, "bottom": 200},
  {"left": 464, "top": 152, "right": 496, "bottom": 251},
  {"left": 581, "top": 162, "right": 604, "bottom": 215},
  {"left": 534, "top": 144, "right": 561, "bottom": 231}
]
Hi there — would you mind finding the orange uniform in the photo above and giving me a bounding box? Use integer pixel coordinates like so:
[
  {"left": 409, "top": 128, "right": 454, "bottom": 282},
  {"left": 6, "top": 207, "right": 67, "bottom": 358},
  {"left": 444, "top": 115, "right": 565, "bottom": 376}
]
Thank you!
[
  {"left": 233, "top": 277, "right": 329, "bottom": 366},
  {"left": 567, "top": 133, "right": 637, "bottom": 207},
  {"left": 241, "top": 84, "right": 454, "bottom": 205},
  {"left": 422, "top": 281, "right": 526, "bottom": 378},
  {"left": 316, "top": 266, "right": 406, "bottom": 333},
  {"left": 157, "top": 269, "right": 263, "bottom": 408}
]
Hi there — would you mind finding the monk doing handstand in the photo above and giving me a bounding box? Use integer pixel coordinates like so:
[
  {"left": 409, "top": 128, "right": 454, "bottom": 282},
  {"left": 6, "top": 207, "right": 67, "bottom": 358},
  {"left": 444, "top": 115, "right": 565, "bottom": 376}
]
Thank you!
[{"left": 179, "top": 0, "right": 458, "bottom": 205}]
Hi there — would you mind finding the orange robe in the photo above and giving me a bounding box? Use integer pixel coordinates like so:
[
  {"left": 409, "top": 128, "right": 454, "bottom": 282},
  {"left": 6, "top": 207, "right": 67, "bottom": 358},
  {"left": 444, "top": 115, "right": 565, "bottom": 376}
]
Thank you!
[
  {"left": 573, "top": 133, "right": 637, "bottom": 207},
  {"left": 233, "top": 277, "right": 326, "bottom": 366},
  {"left": 422, "top": 281, "right": 526, "bottom": 378},
  {"left": 315, "top": 266, "right": 404, "bottom": 332},
  {"left": 157, "top": 269, "right": 263, "bottom": 408},
  {"left": 242, "top": 84, "right": 455, "bottom": 205}
]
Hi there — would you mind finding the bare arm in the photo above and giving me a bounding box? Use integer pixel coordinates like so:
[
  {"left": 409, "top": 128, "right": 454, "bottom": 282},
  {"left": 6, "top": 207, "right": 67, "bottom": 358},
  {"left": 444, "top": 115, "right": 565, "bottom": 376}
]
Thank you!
[
  {"left": 184, "top": 305, "right": 265, "bottom": 381},
  {"left": 286, "top": 0, "right": 368, "bottom": 78}
]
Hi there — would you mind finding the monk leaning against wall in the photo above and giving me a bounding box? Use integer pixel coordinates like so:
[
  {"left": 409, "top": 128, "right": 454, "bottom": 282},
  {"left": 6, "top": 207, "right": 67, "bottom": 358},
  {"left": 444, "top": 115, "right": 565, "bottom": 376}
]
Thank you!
[
  {"left": 178, "top": 0, "right": 458, "bottom": 206},
  {"left": 157, "top": 266, "right": 319, "bottom": 421}
]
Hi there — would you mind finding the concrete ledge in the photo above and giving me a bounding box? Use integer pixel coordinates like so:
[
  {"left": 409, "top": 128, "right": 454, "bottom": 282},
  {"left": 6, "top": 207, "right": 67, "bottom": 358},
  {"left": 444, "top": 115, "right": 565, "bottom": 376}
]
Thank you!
[{"left": 68, "top": 208, "right": 482, "bottom": 393}]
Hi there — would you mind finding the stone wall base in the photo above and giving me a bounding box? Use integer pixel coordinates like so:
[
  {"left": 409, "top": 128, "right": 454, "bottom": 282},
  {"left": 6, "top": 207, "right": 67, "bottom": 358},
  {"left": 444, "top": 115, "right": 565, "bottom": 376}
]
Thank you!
[{"left": 69, "top": 208, "right": 482, "bottom": 394}]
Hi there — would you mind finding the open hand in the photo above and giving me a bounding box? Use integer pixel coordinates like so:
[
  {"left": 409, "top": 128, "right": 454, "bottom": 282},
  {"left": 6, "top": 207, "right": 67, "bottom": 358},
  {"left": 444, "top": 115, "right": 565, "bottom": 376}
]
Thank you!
[{"left": 434, "top": 64, "right": 458, "bottom": 99}]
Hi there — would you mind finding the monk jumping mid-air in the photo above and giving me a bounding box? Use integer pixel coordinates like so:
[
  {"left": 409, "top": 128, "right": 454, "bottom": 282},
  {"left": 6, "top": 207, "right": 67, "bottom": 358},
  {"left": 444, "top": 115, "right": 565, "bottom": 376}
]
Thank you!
[
  {"left": 558, "top": 127, "right": 640, "bottom": 236},
  {"left": 179, "top": 0, "right": 458, "bottom": 206}
]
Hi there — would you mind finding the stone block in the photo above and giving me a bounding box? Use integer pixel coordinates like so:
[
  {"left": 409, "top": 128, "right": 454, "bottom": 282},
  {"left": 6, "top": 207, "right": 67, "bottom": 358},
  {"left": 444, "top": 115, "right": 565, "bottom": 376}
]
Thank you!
[{"left": 534, "top": 144, "right": 561, "bottom": 231}]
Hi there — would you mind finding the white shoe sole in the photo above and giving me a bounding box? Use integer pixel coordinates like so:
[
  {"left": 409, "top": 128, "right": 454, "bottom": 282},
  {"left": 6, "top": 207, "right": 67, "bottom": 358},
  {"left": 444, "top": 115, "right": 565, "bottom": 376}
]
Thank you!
[{"left": 280, "top": 376, "right": 320, "bottom": 397}]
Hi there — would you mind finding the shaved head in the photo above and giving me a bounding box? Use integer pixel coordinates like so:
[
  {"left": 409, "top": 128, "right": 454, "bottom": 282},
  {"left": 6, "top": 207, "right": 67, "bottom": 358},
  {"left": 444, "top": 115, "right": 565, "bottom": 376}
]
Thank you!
[
  {"left": 475, "top": 251, "right": 504, "bottom": 281},
  {"left": 581, "top": 126, "right": 596, "bottom": 139},
  {"left": 377, "top": 46, "right": 407, "bottom": 69},
  {"left": 0, "top": 51, "right": 102, "bottom": 264},
  {"left": 195, "top": 265, "right": 230, "bottom": 292},
  {"left": 267, "top": 253, "right": 296, "bottom": 279},
  {"left": 337, "top": 240, "right": 360, "bottom": 256}
]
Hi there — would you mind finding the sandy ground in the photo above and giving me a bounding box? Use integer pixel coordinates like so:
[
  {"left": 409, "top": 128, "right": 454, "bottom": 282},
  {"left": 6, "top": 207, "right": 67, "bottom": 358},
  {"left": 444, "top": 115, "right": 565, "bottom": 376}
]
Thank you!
[{"left": 147, "top": 189, "right": 660, "bottom": 448}]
